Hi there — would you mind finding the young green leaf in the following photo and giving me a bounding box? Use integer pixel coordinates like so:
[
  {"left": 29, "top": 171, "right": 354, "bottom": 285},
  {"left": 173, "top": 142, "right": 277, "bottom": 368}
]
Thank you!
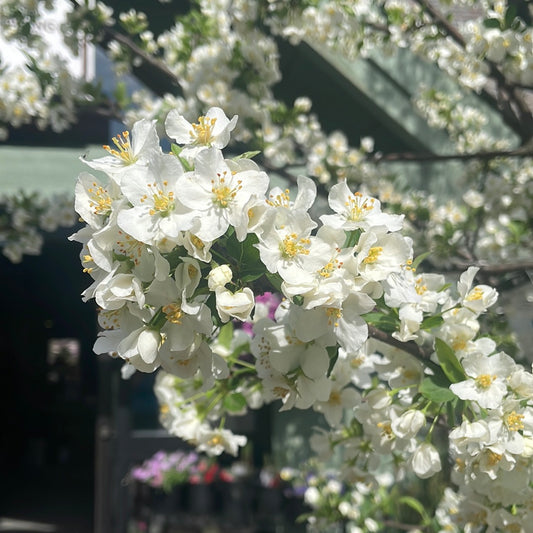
[{"left": 435, "top": 338, "right": 467, "bottom": 383}]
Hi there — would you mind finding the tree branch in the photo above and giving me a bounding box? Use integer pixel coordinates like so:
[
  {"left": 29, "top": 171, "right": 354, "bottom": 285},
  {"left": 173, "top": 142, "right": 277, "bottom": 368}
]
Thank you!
[
  {"left": 368, "top": 325, "right": 433, "bottom": 363},
  {"left": 100, "top": 27, "right": 183, "bottom": 97},
  {"left": 413, "top": 0, "right": 533, "bottom": 141},
  {"left": 371, "top": 147, "right": 533, "bottom": 163},
  {"left": 450, "top": 261, "right": 533, "bottom": 275}
]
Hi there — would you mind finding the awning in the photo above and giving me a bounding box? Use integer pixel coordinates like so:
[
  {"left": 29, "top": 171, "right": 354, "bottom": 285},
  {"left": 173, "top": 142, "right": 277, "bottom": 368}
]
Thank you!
[{"left": 0, "top": 145, "right": 99, "bottom": 197}]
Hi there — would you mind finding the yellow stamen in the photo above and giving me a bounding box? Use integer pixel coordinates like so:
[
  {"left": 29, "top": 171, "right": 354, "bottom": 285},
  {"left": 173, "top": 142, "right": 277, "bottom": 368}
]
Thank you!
[
  {"left": 506, "top": 411, "right": 525, "bottom": 432},
  {"left": 211, "top": 172, "right": 242, "bottom": 208},
  {"left": 363, "top": 246, "right": 383, "bottom": 264},
  {"left": 88, "top": 182, "right": 112, "bottom": 216},
  {"left": 266, "top": 189, "right": 291, "bottom": 208},
  {"left": 103, "top": 131, "right": 137, "bottom": 164},
  {"left": 326, "top": 307, "right": 342, "bottom": 327},
  {"left": 345, "top": 192, "right": 375, "bottom": 221},
  {"left": 476, "top": 374, "right": 496, "bottom": 389},
  {"left": 280, "top": 233, "right": 310, "bottom": 258},
  {"left": 190, "top": 116, "right": 217, "bottom": 145},
  {"left": 163, "top": 303, "right": 184, "bottom": 324},
  {"left": 486, "top": 450, "right": 502, "bottom": 466},
  {"left": 466, "top": 287, "right": 484, "bottom": 301}
]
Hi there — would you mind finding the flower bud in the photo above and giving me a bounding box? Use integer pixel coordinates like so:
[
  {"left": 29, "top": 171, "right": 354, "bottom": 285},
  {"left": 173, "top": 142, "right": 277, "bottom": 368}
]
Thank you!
[
  {"left": 411, "top": 443, "right": 442, "bottom": 479},
  {"left": 391, "top": 409, "right": 426, "bottom": 439},
  {"left": 215, "top": 287, "right": 255, "bottom": 322},
  {"left": 207, "top": 264, "right": 233, "bottom": 290}
]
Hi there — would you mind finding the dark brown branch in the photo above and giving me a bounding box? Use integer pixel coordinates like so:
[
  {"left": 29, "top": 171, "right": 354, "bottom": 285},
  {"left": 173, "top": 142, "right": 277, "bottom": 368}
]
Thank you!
[
  {"left": 413, "top": 0, "right": 533, "bottom": 141},
  {"left": 100, "top": 27, "right": 183, "bottom": 97},
  {"left": 371, "top": 147, "right": 533, "bottom": 163},
  {"left": 368, "top": 325, "right": 433, "bottom": 362},
  {"left": 451, "top": 261, "right": 533, "bottom": 275}
]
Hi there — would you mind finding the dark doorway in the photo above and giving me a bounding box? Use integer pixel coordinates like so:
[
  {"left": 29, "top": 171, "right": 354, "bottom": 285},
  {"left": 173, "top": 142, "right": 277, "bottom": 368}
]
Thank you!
[{"left": 0, "top": 226, "right": 97, "bottom": 533}]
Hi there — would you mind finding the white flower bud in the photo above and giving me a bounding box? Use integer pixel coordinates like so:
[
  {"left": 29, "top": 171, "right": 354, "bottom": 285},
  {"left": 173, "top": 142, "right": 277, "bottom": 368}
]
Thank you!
[
  {"left": 411, "top": 443, "right": 442, "bottom": 479},
  {"left": 304, "top": 486, "right": 320, "bottom": 507},
  {"left": 215, "top": 287, "right": 255, "bottom": 322},
  {"left": 391, "top": 409, "right": 426, "bottom": 439},
  {"left": 207, "top": 264, "right": 233, "bottom": 290}
]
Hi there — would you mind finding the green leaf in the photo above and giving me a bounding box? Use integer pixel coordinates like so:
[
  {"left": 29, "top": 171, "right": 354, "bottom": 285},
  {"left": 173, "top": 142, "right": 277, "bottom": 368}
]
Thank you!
[
  {"left": 434, "top": 338, "right": 466, "bottom": 383},
  {"left": 420, "top": 374, "right": 455, "bottom": 403},
  {"left": 223, "top": 392, "right": 247, "bottom": 413},
  {"left": 420, "top": 314, "right": 444, "bottom": 331},
  {"left": 411, "top": 251, "right": 431, "bottom": 271},
  {"left": 218, "top": 322, "right": 234, "bottom": 350},
  {"left": 171, "top": 143, "right": 193, "bottom": 171},
  {"left": 362, "top": 311, "right": 400, "bottom": 334},
  {"left": 483, "top": 17, "right": 501, "bottom": 29},
  {"left": 398, "top": 496, "right": 430, "bottom": 524},
  {"left": 504, "top": 5, "right": 517, "bottom": 29},
  {"left": 265, "top": 272, "right": 283, "bottom": 293},
  {"left": 232, "top": 150, "right": 261, "bottom": 160}
]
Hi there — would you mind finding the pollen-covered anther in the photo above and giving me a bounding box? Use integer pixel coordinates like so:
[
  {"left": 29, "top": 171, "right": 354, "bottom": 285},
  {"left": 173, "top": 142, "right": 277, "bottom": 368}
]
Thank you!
[
  {"left": 476, "top": 374, "right": 496, "bottom": 389},
  {"left": 273, "top": 386, "right": 289, "bottom": 399},
  {"left": 326, "top": 307, "right": 342, "bottom": 327},
  {"left": 506, "top": 411, "right": 525, "bottom": 431},
  {"left": 363, "top": 246, "right": 383, "bottom": 264},
  {"left": 466, "top": 287, "right": 484, "bottom": 301},
  {"left": 211, "top": 172, "right": 241, "bottom": 208},
  {"left": 377, "top": 421, "right": 393, "bottom": 439},
  {"left": 318, "top": 258, "right": 339, "bottom": 278},
  {"left": 486, "top": 450, "right": 502, "bottom": 466},
  {"left": 280, "top": 234, "right": 311, "bottom": 258},
  {"left": 190, "top": 116, "right": 217, "bottom": 145},
  {"left": 346, "top": 191, "right": 375, "bottom": 221},
  {"left": 88, "top": 184, "right": 112, "bottom": 216},
  {"left": 103, "top": 130, "right": 137, "bottom": 164},
  {"left": 329, "top": 390, "right": 342, "bottom": 405},
  {"left": 267, "top": 188, "right": 291, "bottom": 208},
  {"left": 149, "top": 189, "right": 175, "bottom": 216},
  {"left": 163, "top": 303, "right": 184, "bottom": 324}
]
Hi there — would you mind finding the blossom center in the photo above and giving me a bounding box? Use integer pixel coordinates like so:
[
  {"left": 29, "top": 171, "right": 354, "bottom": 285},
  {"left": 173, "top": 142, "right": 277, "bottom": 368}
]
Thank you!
[
  {"left": 346, "top": 192, "right": 375, "bottom": 221},
  {"left": 326, "top": 307, "right": 342, "bottom": 327},
  {"left": 486, "top": 450, "right": 502, "bottom": 466},
  {"left": 280, "top": 233, "right": 310, "bottom": 259},
  {"left": 318, "top": 258, "right": 342, "bottom": 278},
  {"left": 329, "top": 390, "right": 342, "bottom": 405},
  {"left": 475, "top": 374, "right": 496, "bottom": 389},
  {"left": 88, "top": 182, "right": 112, "bottom": 216},
  {"left": 273, "top": 386, "right": 289, "bottom": 399},
  {"left": 191, "top": 116, "right": 217, "bottom": 145},
  {"left": 163, "top": 303, "right": 184, "bottom": 324},
  {"left": 377, "top": 421, "right": 393, "bottom": 439},
  {"left": 415, "top": 277, "right": 428, "bottom": 295},
  {"left": 466, "top": 287, "right": 484, "bottom": 301},
  {"left": 141, "top": 182, "right": 175, "bottom": 216},
  {"left": 103, "top": 131, "right": 137, "bottom": 164},
  {"left": 267, "top": 188, "right": 290, "bottom": 208},
  {"left": 363, "top": 246, "right": 383, "bottom": 264},
  {"left": 208, "top": 435, "right": 223, "bottom": 447},
  {"left": 116, "top": 230, "right": 144, "bottom": 265},
  {"left": 211, "top": 173, "right": 242, "bottom": 208},
  {"left": 506, "top": 411, "right": 525, "bottom": 432},
  {"left": 350, "top": 356, "right": 365, "bottom": 369}
]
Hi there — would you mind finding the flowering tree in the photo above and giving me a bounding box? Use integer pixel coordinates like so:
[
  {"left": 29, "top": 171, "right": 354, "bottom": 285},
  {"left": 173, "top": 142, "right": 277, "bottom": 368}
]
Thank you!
[{"left": 2, "top": 1, "right": 533, "bottom": 531}]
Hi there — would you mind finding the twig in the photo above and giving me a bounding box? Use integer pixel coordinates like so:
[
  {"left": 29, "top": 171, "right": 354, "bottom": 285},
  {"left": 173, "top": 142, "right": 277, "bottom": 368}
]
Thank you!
[
  {"left": 368, "top": 325, "right": 432, "bottom": 362},
  {"left": 371, "top": 147, "right": 533, "bottom": 163},
  {"left": 101, "top": 27, "right": 183, "bottom": 97},
  {"left": 413, "top": 0, "right": 533, "bottom": 141}
]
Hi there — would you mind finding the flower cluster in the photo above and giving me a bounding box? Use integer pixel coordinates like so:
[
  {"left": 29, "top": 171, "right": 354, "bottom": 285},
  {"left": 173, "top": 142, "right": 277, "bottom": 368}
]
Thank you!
[
  {"left": 130, "top": 450, "right": 200, "bottom": 491},
  {"left": 0, "top": 190, "right": 77, "bottom": 263},
  {"left": 74, "top": 106, "right": 533, "bottom": 531},
  {"left": 130, "top": 449, "right": 239, "bottom": 494}
]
